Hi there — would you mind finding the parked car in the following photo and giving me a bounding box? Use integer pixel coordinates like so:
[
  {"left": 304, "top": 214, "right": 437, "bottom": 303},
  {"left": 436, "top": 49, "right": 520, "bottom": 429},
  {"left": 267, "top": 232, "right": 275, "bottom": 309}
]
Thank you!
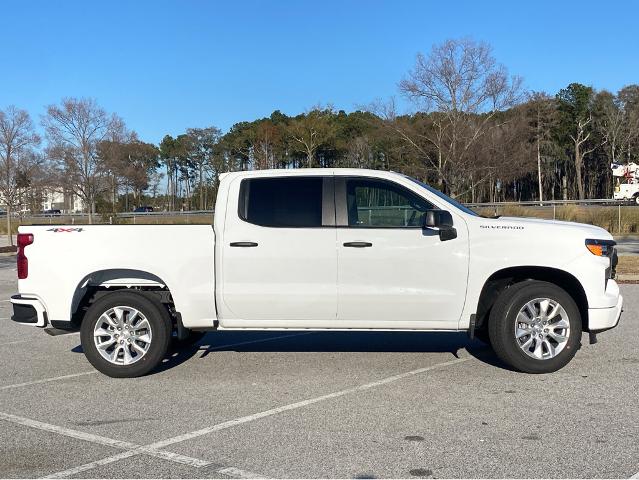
[
  {"left": 133, "top": 206, "right": 154, "bottom": 213},
  {"left": 42, "top": 209, "right": 62, "bottom": 217},
  {"left": 10, "top": 169, "right": 622, "bottom": 377}
]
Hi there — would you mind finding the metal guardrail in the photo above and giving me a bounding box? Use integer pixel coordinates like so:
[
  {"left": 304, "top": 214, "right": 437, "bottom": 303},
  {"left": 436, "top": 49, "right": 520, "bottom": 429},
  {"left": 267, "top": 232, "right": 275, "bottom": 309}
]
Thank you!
[
  {"left": 464, "top": 198, "right": 625, "bottom": 208},
  {"left": 7, "top": 198, "right": 632, "bottom": 226}
]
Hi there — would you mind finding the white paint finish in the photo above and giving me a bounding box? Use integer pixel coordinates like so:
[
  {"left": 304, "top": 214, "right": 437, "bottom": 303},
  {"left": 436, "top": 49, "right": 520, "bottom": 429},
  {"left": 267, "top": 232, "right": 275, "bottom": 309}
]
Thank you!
[
  {"left": 17, "top": 225, "right": 216, "bottom": 329},
  {"left": 336, "top": 225, "right": 469, "bottom": 323},
  {"left": 459, "top": 213, "right": 619, "bottom": 328},
  {"left": 0, "top": 412, "right": 210, "bottom": 468},
  {"left": 0, "top": 331, "right": 77, "bottom": 347},
  {"left": 10, "top": 295, "right": 47, "bottom": 326},
  {"left": 46, "top": 455, "right": 263, "bottom": 480},
  {"left": 14, "top": 168, "right": 622, "bottom": 336},
  {"left": 218, "top": 175, "right": 337, "bottom": 323},
  {"left": 217, "top": 466, "right": 267, "bottom": 478},
  {"left": 143, "top": 356, "right": 471, "bottom": 451},
  {"left": 42, "top": 355, "right": 471, "bottom": 478},
  {"left": 0, "top": 371, "right": 97, "bottom": 390},
  {"left": 44, "top": 450, "right": 138, "bottom": 479},
  {"left": 588, "top": 294, "right": 624, "bottom": 330}
]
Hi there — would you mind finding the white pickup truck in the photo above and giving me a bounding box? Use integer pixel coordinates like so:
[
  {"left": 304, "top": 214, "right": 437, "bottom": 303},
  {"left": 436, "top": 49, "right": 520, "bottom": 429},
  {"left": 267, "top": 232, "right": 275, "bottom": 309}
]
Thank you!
[{"left": 11, "top": 169, "right": 622, "bottom": 377}]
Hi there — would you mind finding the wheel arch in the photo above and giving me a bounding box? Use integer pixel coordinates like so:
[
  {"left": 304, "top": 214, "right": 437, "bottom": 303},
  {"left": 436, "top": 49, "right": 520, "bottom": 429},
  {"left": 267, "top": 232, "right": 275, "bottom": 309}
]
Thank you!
[
  {"left": 475, "top": 266, "right": 588, "bottom": 333},
  {"left": 70, "top": 268, "right": 175, "bottom": 326}
]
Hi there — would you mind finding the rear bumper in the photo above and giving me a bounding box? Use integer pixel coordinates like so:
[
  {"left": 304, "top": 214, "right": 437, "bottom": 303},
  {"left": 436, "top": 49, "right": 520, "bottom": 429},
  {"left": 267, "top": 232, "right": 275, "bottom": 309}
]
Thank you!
[
  {"left": 588, "top": 294, "right": 623, "bottom": 333},
  {"left": 10, "top": 295, "right": 48, "bottom": 327}
]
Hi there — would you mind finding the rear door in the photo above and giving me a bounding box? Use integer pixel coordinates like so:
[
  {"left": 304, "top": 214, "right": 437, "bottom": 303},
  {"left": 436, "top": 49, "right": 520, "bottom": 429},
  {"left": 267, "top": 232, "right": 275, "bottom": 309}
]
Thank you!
[{"left": 220, "top": 175, "right": 337, "bottom": 323}]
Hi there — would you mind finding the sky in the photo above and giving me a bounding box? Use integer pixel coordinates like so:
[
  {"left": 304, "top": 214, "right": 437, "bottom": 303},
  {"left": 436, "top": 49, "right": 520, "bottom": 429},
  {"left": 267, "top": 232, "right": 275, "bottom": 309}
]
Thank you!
[{"left": 2, "top": 0, "right": 638, "bottom": 145}]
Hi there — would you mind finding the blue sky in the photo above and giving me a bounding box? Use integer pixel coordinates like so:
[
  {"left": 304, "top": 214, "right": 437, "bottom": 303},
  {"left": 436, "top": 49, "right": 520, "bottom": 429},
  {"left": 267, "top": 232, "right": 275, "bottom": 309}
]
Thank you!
[{"left": 2, "top": 0, "right": 638, "bottom": 144}]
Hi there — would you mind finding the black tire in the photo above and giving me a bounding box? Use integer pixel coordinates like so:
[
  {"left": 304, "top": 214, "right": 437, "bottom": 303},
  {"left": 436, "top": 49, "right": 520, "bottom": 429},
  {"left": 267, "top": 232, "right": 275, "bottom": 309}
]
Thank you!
[
  {"left": 80, "top": 291, "right": 172, "bottom": 378},
  {"left": 473, "top": 327, "right": 491, "bottom": 345},
  {"left": 488, "top": 280, "right": 582, "bottom": 373}
]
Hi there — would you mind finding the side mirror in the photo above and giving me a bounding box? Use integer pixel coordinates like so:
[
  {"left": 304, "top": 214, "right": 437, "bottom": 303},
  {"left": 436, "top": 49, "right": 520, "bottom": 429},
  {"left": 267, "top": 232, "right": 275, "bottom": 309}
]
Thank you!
[{"left": 423, "top": 210, "right": 457, "bottom": 241}]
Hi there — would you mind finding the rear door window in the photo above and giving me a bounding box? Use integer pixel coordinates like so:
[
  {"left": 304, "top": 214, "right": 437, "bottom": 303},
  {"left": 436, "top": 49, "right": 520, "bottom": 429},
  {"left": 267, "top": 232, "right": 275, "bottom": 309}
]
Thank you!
[{"left": 239, "top": 177, "right": 325, "bottom": 227}]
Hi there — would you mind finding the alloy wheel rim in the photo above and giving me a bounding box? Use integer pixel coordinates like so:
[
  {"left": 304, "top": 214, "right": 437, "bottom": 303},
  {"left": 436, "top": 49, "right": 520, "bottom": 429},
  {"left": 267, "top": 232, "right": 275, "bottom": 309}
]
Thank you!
[
  {"left": 93, "top": 306, "right": 152, "bottom": 365},
  {"left": 514, "top": 297, "right": 570, "bottom": 360}
]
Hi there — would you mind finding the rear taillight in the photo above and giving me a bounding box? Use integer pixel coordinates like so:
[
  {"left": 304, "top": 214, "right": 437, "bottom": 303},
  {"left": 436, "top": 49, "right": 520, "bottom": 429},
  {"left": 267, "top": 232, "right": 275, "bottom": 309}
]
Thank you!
[{"left": 17, "top": 233, "right": 34, "bottom": 280}]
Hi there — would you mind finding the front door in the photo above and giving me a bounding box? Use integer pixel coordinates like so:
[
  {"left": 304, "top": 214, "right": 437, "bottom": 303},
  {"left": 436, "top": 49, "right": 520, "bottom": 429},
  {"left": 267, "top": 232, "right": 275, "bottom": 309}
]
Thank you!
[
  {"left": 221, "top": 175, "right": 337, "bottom": 323},
  {"left": 335, "top": 177, "right": 469, "bottom": 327}
]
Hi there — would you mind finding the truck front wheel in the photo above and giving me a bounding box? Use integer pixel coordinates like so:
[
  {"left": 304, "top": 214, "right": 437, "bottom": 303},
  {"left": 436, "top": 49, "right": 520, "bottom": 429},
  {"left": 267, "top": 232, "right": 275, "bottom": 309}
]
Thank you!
[
  {"left": 80, "top": 291, "right": 172, "bottom": 378},
  {"left": 488, "top": 281, "right": 582, "bottom": 373}
]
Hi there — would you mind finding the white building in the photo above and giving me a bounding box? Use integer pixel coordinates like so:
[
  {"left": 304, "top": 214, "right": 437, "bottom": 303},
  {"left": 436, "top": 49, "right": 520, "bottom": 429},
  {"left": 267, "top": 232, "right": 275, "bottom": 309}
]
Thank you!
[{"left": 41, "top": 189, "right": 85, "bottom": 213}]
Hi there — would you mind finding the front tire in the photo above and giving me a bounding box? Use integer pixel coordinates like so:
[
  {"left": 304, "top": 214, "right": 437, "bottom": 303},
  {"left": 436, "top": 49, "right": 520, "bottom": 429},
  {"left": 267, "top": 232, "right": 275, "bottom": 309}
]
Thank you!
[
  {"left": 80, "top": 291, "right": 172, "bottom": 378},
  {"left": 488, "top": 281, "right": 582, "bottom": 373}
]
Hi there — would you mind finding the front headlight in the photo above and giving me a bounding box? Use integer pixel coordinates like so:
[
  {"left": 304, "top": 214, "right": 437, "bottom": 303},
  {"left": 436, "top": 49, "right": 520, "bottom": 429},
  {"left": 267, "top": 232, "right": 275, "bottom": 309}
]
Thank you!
[
  {"left": 585, "top": 238, "right": 616, "bottom": 257},
  {"left": 586, "top": 239, "right": 617, "bottom": 282}
]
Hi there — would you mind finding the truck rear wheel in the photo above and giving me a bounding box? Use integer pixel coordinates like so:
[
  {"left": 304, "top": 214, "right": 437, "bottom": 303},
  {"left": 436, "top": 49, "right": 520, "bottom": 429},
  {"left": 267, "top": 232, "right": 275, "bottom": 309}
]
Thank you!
[
  {"left": 80, "top": 291, "right": 172, "bottom": 378},
  {"left": 488, "top": 281, "right": 581, "bottom": 373}
]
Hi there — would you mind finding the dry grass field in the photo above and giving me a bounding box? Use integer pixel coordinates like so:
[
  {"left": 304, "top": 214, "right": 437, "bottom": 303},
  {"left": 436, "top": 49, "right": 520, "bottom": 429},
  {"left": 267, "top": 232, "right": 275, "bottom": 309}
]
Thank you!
[{"left": 476, "top": 204, "right": 639, "bottom": 234}]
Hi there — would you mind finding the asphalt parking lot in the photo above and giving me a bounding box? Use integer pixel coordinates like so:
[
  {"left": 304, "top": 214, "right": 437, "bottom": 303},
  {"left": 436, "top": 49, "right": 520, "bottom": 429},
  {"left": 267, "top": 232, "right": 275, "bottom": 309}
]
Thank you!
[{"left": 0, "top": 256, "right": 638, "bottom": 479}]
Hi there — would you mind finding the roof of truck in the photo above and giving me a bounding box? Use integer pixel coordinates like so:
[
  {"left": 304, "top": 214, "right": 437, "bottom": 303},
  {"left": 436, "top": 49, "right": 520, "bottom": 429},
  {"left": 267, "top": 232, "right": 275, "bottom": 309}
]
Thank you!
[{"left": 219, "top": 168, "right": 403, "bottom": 181}]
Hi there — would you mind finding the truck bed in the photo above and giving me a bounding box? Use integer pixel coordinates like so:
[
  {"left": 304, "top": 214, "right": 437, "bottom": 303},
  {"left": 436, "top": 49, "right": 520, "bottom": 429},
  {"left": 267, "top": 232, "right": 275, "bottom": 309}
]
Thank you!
[{"left": 16, "top": 224, "right": 217, "bottom": 329}]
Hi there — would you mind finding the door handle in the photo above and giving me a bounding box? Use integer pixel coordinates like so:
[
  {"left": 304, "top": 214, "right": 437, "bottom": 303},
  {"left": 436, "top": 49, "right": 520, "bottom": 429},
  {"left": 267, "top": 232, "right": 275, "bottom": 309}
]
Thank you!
[
  {"left": 343, "top": 241, "right": 373, "bottom": 248},
  {"left": 230, "top": 242, "right": 258, "bottom": 247}
]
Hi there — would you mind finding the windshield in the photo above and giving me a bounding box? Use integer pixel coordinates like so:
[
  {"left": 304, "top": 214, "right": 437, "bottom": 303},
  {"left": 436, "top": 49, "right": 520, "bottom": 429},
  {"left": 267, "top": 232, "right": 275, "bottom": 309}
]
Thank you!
[{"left": 403, "top": 175, "right": 479, "bottom": 217}]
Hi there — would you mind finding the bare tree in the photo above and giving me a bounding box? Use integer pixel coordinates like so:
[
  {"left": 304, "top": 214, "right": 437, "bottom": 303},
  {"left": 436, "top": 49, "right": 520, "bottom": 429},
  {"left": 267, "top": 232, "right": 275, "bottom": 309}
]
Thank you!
[
  {"left": 288, "top": 108, "right": 333, "bottom": 167},
  {"left": 43, "top": 98, "right": 122, "bottom": 223},
  {"left": 556, "top": 83, "right": 600, "bottom": 200},
  {"left": 526, "top": 92, "right": 557, "bottom": 201},
  {"left": 0, "top": 106, "right": 41, "bottom": 245},
  {"left": 398, "top": 38, "right": 523, "bottom": 195}
]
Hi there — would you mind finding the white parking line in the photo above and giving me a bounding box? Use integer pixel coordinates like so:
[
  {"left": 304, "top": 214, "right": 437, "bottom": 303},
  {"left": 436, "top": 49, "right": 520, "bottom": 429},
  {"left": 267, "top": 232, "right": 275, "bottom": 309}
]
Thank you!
[
  {"left": 0, "top": 339, "right": 31, "bottom": 346},
  {"left": 630, "top": 469, "right": 639, "bottom": 479},
  {"left": 0, "top": 331, "right": 78, "bottom": 347},
  {"left": 150, "top": 355, "right": 471, "bottom": 449},
  {"left": 217, "top": 466, "right": 267, "bottom": 478},
  {"left": 1, "top": 333, "right": 310, "bottom": 389},
  {"left": 45, "top": 355, "right": 471, "bottom": 478},
  {"left": 44, "top": 450, "right": 137, "bottom": 479},
  {"left": 0, "top": 412, "right": 211, "bottom": 474},
  {"left": 45, "top": 453, "right": 264, "bottom": 479},
  {"left": 0, "top": 371, "right": 98, "bottom": 390}
]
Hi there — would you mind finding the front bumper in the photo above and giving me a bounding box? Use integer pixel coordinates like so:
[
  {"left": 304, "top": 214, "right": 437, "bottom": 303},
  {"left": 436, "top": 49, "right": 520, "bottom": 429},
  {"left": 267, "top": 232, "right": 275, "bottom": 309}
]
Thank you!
[
  {"left": 10, "top": 295, "right": 48, "bottom": 327},
  {"left": 588, "top": 293, "right": 623, "bottom": 333}
]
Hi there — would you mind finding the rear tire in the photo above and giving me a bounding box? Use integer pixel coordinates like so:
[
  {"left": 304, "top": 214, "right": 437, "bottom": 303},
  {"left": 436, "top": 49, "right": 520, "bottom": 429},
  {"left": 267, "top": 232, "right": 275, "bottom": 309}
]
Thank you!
[
  {"left": 488, "top": 281, "right": 582, "bottom": 373},
  {"left": 80, "top": 291, "right": 172, "bottom": 378}
]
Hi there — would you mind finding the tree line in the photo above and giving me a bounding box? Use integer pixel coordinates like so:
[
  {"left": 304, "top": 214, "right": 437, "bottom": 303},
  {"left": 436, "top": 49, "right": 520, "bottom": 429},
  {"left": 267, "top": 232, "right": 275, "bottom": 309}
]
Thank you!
[{"left": 2, "top": 37, "right": 639, "bottom": 230}]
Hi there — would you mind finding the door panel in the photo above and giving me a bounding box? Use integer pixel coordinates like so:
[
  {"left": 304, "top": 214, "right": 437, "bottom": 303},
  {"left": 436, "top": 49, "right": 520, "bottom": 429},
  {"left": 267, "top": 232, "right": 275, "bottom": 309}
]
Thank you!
[
  {"left": 221, "top": 176, "right": 337, "bottom": 321},
  {"left": 336, "top": 177, "right": 469, "bottom": 324}
]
